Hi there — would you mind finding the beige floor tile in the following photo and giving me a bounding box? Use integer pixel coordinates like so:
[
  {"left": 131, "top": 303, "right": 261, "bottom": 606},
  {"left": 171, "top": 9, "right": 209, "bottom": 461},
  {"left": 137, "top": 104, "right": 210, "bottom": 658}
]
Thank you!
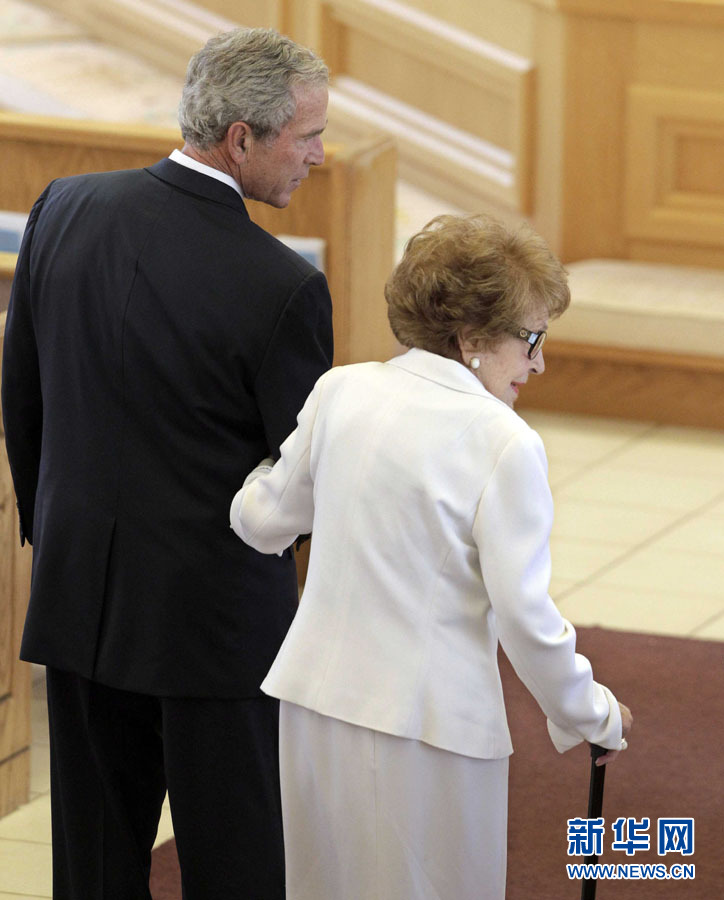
[
  {"left": 550, "top": 537, "right": 628, "bottom": 583},
  {"left": 31, "top": 692, "right": 49, "bottom": 746},
  {"left": 548, "top": 577, "right": 578, "bottom": 602},
  {"left": 0, "top": 790, "right": 170, "bottom": 854},
  {"left": 0, "top": 794, "right": 51, "bottom": 843},
  {"left": 518, "top": 410, "right": 652, "bottom": 463},
  {"left": 544, "top": 459, "right": 591, "bottom": 490},
  {"left": 596, "top": 547, "right": 724, "bottom": 600},
  {"left": 154, "top": 795, "right": 175, "bottom": 848},
  {"left": 551, "top": 499, "right": 679, "bottom": 546},
  {"left": 0, "top": 893, "right": 49, "bottom": 900},
  {"left": 29, "top": 742, "right": 50, "bottom": 797},
  {"left": 611, "top": 424, "right": 724, "bottom": 477},
  {"left": 556, "top": 583, "right": 724, "bottom": 636},
  {"left": 555, "top": 465, "right": 719, "bottom": 513},
  {"left": 649, "top": 513, "right": 724, "bottom": 556},
  {"left": 703, "top": 496, "right": 724, "bottom": 520},
  {"left": 692, "top": 612, "right": 724, "bottom": 640},
  {"left": 0, "top": 839, "right": 52, "bottom": 896},
  {"left": 30, "top": 706, "right": 49, "bottom": 745}
]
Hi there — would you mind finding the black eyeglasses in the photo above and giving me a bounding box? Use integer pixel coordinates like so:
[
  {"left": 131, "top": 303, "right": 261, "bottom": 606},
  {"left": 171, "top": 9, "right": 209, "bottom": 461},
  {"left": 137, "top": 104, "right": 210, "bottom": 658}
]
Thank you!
[{"left": 513, "top": 326, "right": 547, "bottom": 360}]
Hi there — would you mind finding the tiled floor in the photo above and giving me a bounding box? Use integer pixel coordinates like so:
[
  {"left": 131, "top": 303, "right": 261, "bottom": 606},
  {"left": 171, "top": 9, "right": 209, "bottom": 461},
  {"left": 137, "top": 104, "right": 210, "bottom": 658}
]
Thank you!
[{"left": 2, "top": 1, "right": 723, "bottom": 896}]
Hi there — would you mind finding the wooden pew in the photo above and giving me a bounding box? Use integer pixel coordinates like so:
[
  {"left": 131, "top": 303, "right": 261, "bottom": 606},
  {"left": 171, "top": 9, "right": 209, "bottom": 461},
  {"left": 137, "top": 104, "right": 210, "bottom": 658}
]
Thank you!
[{"left": 0, "top": 111, "right": 397, "bottom": 817}]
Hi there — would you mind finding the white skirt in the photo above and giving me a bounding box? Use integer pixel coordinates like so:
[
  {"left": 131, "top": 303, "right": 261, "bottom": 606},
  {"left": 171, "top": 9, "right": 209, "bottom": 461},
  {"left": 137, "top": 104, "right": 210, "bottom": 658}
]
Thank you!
[{"left": 279, "top": 701, "right": 509, "bottom": 900}]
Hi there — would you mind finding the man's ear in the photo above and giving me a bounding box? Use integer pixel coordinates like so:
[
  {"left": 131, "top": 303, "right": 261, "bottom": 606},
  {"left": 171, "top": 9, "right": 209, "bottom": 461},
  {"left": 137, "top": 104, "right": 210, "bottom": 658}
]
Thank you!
[{"left": 227, "top": 121, "right": 253, "bottom": 164}]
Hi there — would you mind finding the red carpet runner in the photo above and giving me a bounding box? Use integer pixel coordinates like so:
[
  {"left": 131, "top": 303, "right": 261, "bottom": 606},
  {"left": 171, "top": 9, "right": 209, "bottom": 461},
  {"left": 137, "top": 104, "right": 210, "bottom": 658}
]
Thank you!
[{"left": 151, "top": 627, "right": 724, "bottom": 898}]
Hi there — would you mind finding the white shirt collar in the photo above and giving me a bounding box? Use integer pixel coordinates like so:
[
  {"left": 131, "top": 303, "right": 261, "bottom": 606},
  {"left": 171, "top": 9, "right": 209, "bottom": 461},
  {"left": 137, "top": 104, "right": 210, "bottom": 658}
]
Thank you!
[{"left": 169, "top": 148, "right": 243, "bottom": 198}]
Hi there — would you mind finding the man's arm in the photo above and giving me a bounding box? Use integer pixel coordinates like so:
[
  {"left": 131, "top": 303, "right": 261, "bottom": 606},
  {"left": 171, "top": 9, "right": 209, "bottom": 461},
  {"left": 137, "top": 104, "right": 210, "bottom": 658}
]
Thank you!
[
  {"left": 254, "top": 268, "right": 333, "bottom": 456},
  {"left": 1, "top": 188, "right": 50, "bottom": 545}
]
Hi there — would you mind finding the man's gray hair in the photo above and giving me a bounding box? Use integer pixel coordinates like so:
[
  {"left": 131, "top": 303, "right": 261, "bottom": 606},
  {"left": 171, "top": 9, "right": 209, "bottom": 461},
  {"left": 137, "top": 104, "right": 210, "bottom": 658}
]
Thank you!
[{"left": 179, "top": 27, "right": 328, "bottom": 149}]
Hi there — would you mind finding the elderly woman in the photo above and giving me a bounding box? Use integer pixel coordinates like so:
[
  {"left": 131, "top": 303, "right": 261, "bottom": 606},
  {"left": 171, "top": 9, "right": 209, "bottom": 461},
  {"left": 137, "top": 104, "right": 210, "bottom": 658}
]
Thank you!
[{"left": 230, "top": 214, "right": 632, "bottom": 899}]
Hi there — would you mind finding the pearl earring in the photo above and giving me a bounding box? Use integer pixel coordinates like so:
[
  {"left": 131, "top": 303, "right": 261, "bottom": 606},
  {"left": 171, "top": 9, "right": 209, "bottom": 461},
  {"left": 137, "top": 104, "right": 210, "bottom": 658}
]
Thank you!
[{"left": 469, "top": 357, "right": 480, "bottom": 370}]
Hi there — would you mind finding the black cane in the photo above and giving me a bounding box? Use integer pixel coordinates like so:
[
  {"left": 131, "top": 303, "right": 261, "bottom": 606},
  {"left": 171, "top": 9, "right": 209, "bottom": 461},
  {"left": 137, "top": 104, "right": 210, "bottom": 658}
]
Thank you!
[{"left": 581, "top": 744, "right": 607, "bottom": 900}]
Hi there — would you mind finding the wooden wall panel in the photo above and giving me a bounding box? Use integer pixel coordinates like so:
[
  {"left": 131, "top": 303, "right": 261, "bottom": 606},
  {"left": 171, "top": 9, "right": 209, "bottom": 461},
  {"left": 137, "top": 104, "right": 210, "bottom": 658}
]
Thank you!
[
  {"left": 531, "top": 0, "right": 724, "bottom": 27},
  {"left": 625, "top": 85, "right": 724, "bottom": 248},
  {"left": 0, "top": 257, "right": 14, "bottom": 315},
  {"left": 525, "top": 4, "right": 724, "bottom": 268},
  {"left": 518, "top": 340, "right": 724, "bottom": 430},
  {"left": 552, "top": 14, "right": 634, "bottom": 262},
  {"left": 0, "top": 115, "right": 184, "bottom": 213},
  {"left": 626, "top": 240, "right": 724, "bottom": 271},
  {"left": 0, "top": 313, "right": 33, "bottom": 819},
  {"left": 192, "top": 0, "right": 278, "bottom": 28},
  {"left": 0, "top": 753, "right": 31, "bottom": 819}
]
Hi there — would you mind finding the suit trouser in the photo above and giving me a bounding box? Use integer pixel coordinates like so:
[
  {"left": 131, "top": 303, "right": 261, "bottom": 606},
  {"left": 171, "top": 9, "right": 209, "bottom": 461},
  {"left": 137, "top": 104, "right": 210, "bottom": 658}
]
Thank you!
[{"left": 45, "top": 668, "right": 285, "bottom": 900}]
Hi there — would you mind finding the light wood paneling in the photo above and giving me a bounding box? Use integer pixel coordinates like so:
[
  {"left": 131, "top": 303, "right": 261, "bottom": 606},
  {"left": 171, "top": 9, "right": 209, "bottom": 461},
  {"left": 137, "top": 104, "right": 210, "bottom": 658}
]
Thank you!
[
  {"left": 321, "top": 0, "right": 535, "bottom": 213},
  {"left": 401, "top": 0, "right": 535, "bottom": 51},
  {"left": 0, "top": 312, "right": 33, "bottom": 819},
  {"left": 528, "top": 0, "right": 724, "bottom": 26},
  {"left": 552, "top": 14, "right": 633, "bottom": 262},
  {"left": 636, "top": 22, "right": 724, "bottom": 91},
  {"left": 528, "top": 9, "right": 565, "bottom": 256},
  {"left": 194, "top": 0, "right": 276, "bottom": 27},
  {"left": 625, "top": 85, "right": 724, "bottom": 248},
  {"left": 281, "top": 0, "right": 323, "bottom": 49},
  {"left": 519, "top": 340, "right": 724, "bottom": 430},
  {"left": 0, "top": 114, "right": 184, "bottom": 213},
  {"left": 523, "top": 2, "right": 724, "bottom": 268},
  {"left": 626, "top": 240, "right": 724, "bottom": 271},
  {"left": 0, "top": 256, "right": 14, "bottom": 314},
  {"left": 0, "top": 751, "right": 31, "bottom": 818}
]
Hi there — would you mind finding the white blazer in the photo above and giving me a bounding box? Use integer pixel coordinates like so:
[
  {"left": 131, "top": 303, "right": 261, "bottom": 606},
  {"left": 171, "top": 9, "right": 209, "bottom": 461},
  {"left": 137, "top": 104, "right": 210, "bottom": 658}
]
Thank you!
[{"left": 231, "top": 348, "right": 621, "bottom": 759}]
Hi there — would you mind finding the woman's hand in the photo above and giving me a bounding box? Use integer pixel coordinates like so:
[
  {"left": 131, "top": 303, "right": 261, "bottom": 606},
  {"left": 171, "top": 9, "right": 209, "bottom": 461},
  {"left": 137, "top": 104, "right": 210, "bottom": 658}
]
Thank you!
[{"left": 595, "top": 702, "right": 633, "bottom": 766}]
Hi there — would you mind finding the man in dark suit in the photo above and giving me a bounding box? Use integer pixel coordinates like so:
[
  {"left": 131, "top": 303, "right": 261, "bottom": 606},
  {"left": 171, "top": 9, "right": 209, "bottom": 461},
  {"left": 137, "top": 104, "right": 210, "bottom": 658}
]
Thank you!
[{"left": 1, "top": 27, "right": 332, "bottom": 900}]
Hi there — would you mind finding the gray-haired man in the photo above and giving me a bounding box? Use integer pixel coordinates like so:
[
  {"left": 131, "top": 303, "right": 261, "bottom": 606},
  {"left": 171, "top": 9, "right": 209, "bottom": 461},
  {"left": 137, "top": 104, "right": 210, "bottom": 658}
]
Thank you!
[{"left": 2, "top": 27, "right": 333, "bottom": 899}]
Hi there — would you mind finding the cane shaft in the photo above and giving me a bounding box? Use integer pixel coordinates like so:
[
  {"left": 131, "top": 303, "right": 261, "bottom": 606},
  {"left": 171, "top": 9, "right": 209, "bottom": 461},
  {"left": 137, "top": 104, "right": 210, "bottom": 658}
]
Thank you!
[{"left": 581, "top": 744, "right": 607, "bottom": 900}]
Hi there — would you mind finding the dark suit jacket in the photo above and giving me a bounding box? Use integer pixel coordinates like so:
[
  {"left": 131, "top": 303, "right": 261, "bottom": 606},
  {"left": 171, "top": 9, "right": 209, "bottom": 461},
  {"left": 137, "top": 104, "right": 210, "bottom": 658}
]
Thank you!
[{"left": 1, "top": 158, "right": 333, "bottom": 697}]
